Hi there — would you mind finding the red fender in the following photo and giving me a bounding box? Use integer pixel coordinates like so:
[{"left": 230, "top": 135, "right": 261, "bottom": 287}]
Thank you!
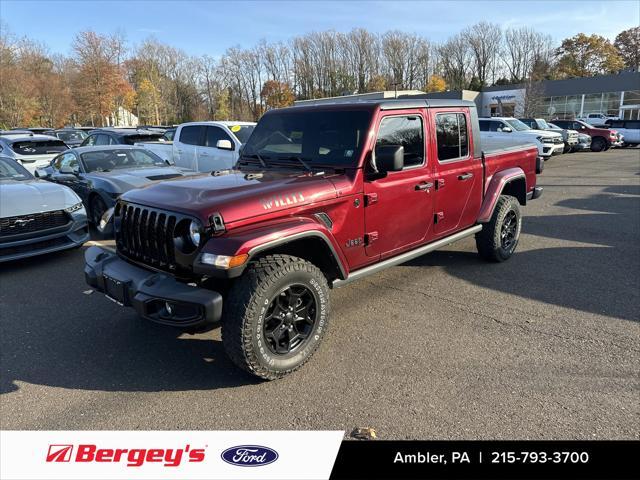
[{"left": 477, "top": 167, "right": 526, "bottom": 223}]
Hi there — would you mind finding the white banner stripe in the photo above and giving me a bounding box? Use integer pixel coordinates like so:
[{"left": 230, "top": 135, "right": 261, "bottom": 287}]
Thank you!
[{"left": 0, "top": 431, "right": 344, "bottom": 480}]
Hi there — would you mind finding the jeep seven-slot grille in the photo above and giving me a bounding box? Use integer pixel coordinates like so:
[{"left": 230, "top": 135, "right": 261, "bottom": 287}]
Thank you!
[
  {"left": 116, "top": 202, "right": 177, "bottom": 269},
  {"left": 0, "top": 210, "right": 69, "bottom": 238}
]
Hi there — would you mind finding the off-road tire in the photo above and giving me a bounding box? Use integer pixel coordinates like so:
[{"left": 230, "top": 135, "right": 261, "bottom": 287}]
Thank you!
[
  {"left": 222, "top": 254, "right": 330, "bottom": 380},
  {"left": 475, "top": 195, "right": 522, "bottom": 262}
]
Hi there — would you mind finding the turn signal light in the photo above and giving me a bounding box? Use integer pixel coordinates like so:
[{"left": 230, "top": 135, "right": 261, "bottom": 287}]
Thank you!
[{"left": 200, "top": 253, "right": 249, "bottom": 269}]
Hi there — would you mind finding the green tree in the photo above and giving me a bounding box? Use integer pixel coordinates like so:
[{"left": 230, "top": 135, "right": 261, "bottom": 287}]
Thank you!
[
  {"left": 555, "top": 33, "right": 624, "bottom": 78},
  {"left": 614, "top": 27, "right": 640, "bottom": 71}
]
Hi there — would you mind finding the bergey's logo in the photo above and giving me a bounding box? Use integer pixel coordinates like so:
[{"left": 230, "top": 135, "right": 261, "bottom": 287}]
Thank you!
[
  {"left": 221, "top": 445, "right": 279, "bottom": 467},
  {"left": 46, "top": 445, "right": 74, "bottom": 462}
]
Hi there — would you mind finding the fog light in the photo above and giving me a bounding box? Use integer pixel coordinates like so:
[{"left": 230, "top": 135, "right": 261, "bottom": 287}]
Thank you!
[{"left": 200, "top": 253, "right": 249, "bottom": 269}]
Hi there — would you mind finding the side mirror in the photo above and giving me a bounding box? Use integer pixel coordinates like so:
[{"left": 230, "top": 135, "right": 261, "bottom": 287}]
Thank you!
[
  {"left": 374, "top": 145, "right": 404, "bottom": 174},
  {"left": 60, "top": 165, "right": 78, "bottom": 175},
  {"left": 216, "top": 139, "right": 234, "bottom": 150},
  {"left": 164, "top": 158, "right": 175, "bottom": 166},
  {"left": 501, "top": 126, "right": 512, "bottom": 133},
  {"left": 35, "top": 168, "right": 50, "bottom": 179}
]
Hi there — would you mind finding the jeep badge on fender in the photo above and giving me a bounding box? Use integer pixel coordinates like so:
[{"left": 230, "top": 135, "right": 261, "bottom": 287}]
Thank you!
[{"left": 84, "top": 98, "right": 542, "bottom": 380}]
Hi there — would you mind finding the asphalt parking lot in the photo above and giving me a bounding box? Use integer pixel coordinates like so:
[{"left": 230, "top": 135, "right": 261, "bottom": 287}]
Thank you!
[{"left": 1, "top": 148, "right": 638, "bottom": 439}]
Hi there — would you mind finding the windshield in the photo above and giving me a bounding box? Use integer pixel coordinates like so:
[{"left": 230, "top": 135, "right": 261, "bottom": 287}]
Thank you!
[
  {"left": 548, "top": 123, "right": 560, "bottom": 129},
  {"left": 123, "top": 134, "right": 164, "bottom": 145},
  {"left": 56, "top": 130, "right": 88, "bottom": 142},
  {"left": 0, "top": 156, "right": 33, "bottom": 180},
  {"left": 228, "top": 125, "right": 255, "bottom": 144},
  {"left": 81, "top": 149, "right": 167, "bottom": 173},
  {"left": 10, "top": 140, "right": 68, "bottom": 155},
  {"left": 536, "top": 119, "right": 551, "bottom": 129},
  {"left": 505, "top": 119, "right": 531, "bottom": 131},
  {"left": 241, "top": 110, "right": 371, "bottom": 168}
]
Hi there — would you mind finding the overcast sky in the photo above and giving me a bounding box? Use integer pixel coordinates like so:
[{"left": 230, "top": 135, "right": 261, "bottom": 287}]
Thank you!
[{"left": 2, "top": 0, "right": 638, "bottom": 56}]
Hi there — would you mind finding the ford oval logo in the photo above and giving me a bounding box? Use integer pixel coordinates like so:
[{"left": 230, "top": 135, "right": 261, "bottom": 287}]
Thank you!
[{"left": 221, "top": 445, "right": 279, "bottom": 467}]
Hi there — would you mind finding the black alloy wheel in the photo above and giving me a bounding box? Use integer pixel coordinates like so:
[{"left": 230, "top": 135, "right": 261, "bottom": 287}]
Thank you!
[
  {"left": 263, "top": 284, "right": 317, "bottom": 355},
  {"left": 500, "top": 210, "right": 518, "bottom": 250}
]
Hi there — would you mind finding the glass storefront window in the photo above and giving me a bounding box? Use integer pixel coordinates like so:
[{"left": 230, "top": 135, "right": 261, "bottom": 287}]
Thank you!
[
  {"left": 583, "top": 93, "right": 603, "bottom": 115},
  {"left": 603, "top": 92, "right": 622, "bottom": 116},
  {"left": 623, "top": 90, "right": 640, "bottom": 106}
]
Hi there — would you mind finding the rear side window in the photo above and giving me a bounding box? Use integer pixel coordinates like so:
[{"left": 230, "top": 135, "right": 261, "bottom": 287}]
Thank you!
[
  {"left": 376, "top": 115, "right": 424, "bottom": 168},
  {"left": 436, "top": 113, "right": 469, "bottom": 161},
  {"left": 627, "top": 121, "right": 640, "bottom": 129},
  {"left": 178, "top": 126, "right": 205, "bottom": 145},
  {"left": 95, "top": 134, "right": 110, "bottom": 146},
  {"left": 10, "top": 140, "right": 68, "bottom": 155},
  {"left": 205, "top": 126, "right": 233, "bottom": 148}
]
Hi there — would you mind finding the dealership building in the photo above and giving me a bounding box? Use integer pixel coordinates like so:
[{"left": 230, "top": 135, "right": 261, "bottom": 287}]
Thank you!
[{"left": 424, "top": 71, "right": 640, "bottom": 120}]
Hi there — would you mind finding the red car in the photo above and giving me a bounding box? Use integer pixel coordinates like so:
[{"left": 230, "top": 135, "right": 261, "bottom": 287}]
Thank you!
[
  {"left": 552, "top": 119, "right": 619, "bottom": 152},
  {"left": 85, "top": 98, "right": 542, "bottom": 379}
]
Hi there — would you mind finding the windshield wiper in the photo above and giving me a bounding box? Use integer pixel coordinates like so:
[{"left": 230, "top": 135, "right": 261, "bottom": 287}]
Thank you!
[
  {"left": 240, "top": 153, "right": 268, "bottom": 168},
  {"left": 273, "top": 155, "right": 313, "bottom": 172}
]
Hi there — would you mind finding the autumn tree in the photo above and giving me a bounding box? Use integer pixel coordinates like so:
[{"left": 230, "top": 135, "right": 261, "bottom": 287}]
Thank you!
[
  {"left": 614, "top": 26, "right": 640, "bottom": 71},
  {"left": 554, "top": 33, "right": 624, "bottom": 78},
  {"left": 424, "top": 74, "right": 446, "bottom": 92},
  {"left": 261, "top": 80, "right": 295, "bottom": 110}
]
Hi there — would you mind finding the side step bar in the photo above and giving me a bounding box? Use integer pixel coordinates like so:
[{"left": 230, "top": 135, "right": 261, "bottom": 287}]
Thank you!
[{"left": 332, "top": 225, "right": 482, "bottom": 288}]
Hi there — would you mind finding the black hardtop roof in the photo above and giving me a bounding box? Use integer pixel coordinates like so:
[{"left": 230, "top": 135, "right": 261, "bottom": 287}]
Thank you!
[
  {"left": 282, "top": 98, "right": 477, "bottom": 112},
  {"left": 90, "top": 127, "right": 163, "bottom": 136}
]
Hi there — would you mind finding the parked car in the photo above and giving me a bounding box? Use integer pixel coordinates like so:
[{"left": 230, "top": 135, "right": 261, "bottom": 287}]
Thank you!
[
  {"left": 552, "top": 120, "right": 618, "bottom": 152},
  {"left": 162, "top": 127, "right": 176, "bottom": 141},
  {"left": 36, "top": 146, "right": 198, "bottom": 225},
  {"left": 84, "top": 98, "right": 542, "bottom": 380},
  {"left": 479, "top": 117, "right": 563, "bottom": 160},
  {"left": 578, "top": 113, "right": 619, "bottom": 127},
  {"left": 0, "top": 155, "right": 88, "bottom": 262},
  {"left": 605, "top": 119, "right": 640, "bottom": 147},
  {"left": 10, "top": 127, "right": 53, "bottom": 135},
  {"left": 548, "top": 123, "right": 592, "bottom": 151},
  {"left": 45, "top": 128, "right": 89, "bottom": 147},
  {"left": 80, "top": 128, "right": 165, "bottom": 147},
  {"left": 519, "top": 118, "right": 579, "bottom": 153},
  {"left": 0, "top": 133, "right": 68, "bottom": 173},
  {"left": 136, "top": 121, "right": 256, "bottom": 172}
]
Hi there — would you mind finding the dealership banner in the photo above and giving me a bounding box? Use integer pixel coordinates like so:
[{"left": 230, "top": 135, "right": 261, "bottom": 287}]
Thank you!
[
  {"left": 0, "top": 430, "right": 343, "bottom": 480},
  {"left": 1, "top": 432, "right": 637, "bottom": 479}
]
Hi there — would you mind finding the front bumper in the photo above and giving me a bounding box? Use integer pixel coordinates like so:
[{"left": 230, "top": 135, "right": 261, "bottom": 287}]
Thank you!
[
  {"left": 0, "top": 218, "right": 89, "bottom": 263},
  {"left": 84, "top": 246, "right": 223, "bottom": 329}
]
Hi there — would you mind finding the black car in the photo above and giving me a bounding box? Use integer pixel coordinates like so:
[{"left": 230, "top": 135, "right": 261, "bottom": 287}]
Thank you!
[
  {"left": 80, "top": 128, "right": 165, "bottom": 147},
  {"left": 37, "top": 146, "right": 197, "bottom": 224},
  {"left": 45, "top": 128, "right": 89, "bottom": 147}
]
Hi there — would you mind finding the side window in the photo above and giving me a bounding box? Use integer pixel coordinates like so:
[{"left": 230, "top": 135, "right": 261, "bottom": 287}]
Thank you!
[
  {"left": 627, "top": 121, "right": 640, "bottom": 129},
  {"left": 109, "top": 136, "right": 118, "bottom": 145},
  {"left": 55, "top": 153, "right": 78, "bottom": 171},
  {"left": 95, "top": 134, "right": 110, "bottom": 146},
  {"left": 435, "top": 113, "right": 469, "bottom": 161},
  {"left": 205, "top": 126, "right": 233, "bottom": 148},
  {"left": 376, "top": 115, "right": 424, "bottom": 168},
  {"left": 84, "top": 134, "right": 97, "bottom": 146},
  {"left": 489, "top": 121, "right": 500, "bottom": 132},
  {"left": 479, "top": 120, "right": 490, "bottom": 132},
  {"left": 178, "top": 126, "right": 205, "bottom": 145}
]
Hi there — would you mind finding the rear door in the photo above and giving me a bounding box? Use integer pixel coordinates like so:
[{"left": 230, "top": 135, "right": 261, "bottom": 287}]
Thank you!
[
  {"left": 174, "top": 125, "right": 204, "bottom": 170},
  {"left": 363, "top": 109, "right": 435, "bottom": 258},
  {"left": 431, "top": 109, "right": 483, "bottom": 237},
  {"left": 199, "top": 126, "right": 236, "bottom": 171}
]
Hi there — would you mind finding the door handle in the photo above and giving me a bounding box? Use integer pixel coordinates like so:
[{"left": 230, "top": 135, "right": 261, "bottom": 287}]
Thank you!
[
  {"left": 458, "top": 173, "right": 473, "bottom": 180},
  {"left": 415, "top": 182, "right": 434, "bottom": 191}
]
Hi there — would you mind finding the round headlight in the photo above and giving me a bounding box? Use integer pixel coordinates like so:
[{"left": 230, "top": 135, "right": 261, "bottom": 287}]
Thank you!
[{"left": 188, "top": 220, "right": 201, "bottom": 246}]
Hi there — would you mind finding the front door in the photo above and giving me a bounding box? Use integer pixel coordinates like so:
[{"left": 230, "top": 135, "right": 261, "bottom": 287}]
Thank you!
[
  {"left": 199, "top": 126, "right": 236, "bottom": 171},
  {"left": 174, "top": 125, "right": 203, "bottom": 171},
  {"left": 364, "top": 111, "right": 435, "bottom": 258},
  {"left": 431, "top": 109, "right": 483, "bottom": 237}
]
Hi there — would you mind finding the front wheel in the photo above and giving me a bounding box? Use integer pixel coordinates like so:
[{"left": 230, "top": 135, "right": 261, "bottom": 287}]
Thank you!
[
  {"left": 591, "top": 137, "right": 607, "bottom": 152},
  {"left": 90, "top": 196, "right": 107, "bottom": 225},
  {"left": 222, "top": 254, "right": 330, "bottom": 380},
  {"left": 475, "top": 195, "right": 522, "bottom": 262}
]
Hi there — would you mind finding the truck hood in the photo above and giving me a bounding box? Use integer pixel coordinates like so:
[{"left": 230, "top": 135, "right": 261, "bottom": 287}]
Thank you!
[
  {"left": 88, "top": 167, "right": 193, "bottom": 189},
  {"left": 120, "top": 170, "right": 339, "bottom": 224},
  {"left": 524, "top": 129, "right": 562, "bottom": 139},
  {"left": 0, "top": 178, "right": 81, "bottom": 217}
]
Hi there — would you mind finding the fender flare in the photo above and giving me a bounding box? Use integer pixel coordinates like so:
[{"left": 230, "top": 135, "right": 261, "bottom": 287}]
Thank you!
[{"left": 477, "top": 168, "right": 526, "bottom": 223}]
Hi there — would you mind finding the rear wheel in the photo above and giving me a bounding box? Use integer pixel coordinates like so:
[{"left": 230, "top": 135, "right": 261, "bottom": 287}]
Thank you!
[
  {"left": 591, "top": 137, "right": 607, "bottom": 152},
  {"left": 222, "top": 254, "right": 330, "bottom": 380},
  {"left": 475, "top": 195, "right": 522, "bottom": 262},
  {"left": 90, "top": 196, "right": 107, "bottom": 225}
]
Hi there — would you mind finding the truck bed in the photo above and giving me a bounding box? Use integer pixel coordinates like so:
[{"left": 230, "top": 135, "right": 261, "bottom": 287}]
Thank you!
[{"left": 480, "top": 135, "right": 537, "bottom": 157}]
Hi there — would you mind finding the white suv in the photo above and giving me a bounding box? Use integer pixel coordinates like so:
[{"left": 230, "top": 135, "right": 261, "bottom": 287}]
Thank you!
[{"left": 479, "top": 117, "right": 565, "bottom": 158}]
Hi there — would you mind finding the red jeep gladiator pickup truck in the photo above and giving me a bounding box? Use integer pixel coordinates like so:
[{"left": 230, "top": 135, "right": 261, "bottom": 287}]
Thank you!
[{"left": 85, "top": 99, "right": 542, "bottom": 380}]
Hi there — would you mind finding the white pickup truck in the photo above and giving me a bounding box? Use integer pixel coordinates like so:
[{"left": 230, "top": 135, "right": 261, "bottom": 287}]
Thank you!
[{"left": 137, "top": 121, "right": 256, "bottom": 172}]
